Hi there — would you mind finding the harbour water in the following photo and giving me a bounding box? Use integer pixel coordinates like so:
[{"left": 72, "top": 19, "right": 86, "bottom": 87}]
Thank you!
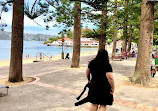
[{"left": 0, "top": 40, "right": 97, "bottom": 61}]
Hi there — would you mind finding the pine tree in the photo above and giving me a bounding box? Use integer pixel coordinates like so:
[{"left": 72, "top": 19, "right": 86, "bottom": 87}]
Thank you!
[
  {"left": 9, "top": 0, "right": 24, "bottom": 82},
  {"left": 131, "top": 0, "right": 155, "bottom": 86}
]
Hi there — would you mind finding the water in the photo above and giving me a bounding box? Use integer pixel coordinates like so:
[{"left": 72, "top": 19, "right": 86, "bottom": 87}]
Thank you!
[{"left": 0, "top": 40, "right": 97, "bottom": 61}]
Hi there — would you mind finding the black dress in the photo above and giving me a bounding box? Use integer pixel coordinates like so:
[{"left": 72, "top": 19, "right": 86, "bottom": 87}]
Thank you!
[{"left": 88, "top": 60, "right": 113, "bottom": 105}]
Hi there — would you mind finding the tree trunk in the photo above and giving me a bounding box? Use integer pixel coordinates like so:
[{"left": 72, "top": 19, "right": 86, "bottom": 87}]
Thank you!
[
  {"left": 122, "top": 0, "right": 129, "bottom": 53},
  {"left": 71, "top": 1, "right": 81, "bottom": 68},
  {"left": 99, "top": 2, "right": 107, "bottom": 50},
  {"left": 131, "top": 0, "right": 154, "bottom": 86},
  {"left": 122, "top": 39, "right": 127, "bottom": 53},
  {"left": 127, "top": 25, "right": 132, "bottom": 52},
  {"left": 127, "top": 0, "right": 133, "bottom": 53},
  {"left": 9, "top": 0, "right": 24, "bottom": 82},
  {"left": 112, "top": 0, "right": 117, "bottom": 56}
]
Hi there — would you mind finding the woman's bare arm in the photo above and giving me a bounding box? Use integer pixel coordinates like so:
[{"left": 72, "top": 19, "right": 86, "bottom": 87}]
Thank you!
[
  {"left": 86, "top": 68, "right": 90, "bottom": 83},
  {"left": 106, "top": 72, "right": 115, "bottom": 94}
]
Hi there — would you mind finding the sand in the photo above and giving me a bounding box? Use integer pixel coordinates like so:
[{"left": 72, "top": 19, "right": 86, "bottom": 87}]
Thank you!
[
  {"left": 0, "top": 51, "right": 98, "bottom": 68},
  {"left": 0, "top": 77, "right": 36, "bottom": 86}
]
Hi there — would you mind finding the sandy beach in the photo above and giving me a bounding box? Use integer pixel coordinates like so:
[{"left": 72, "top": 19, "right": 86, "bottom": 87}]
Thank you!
[{"left": 0, "top": 50, "right": 98, "bottom": 67}]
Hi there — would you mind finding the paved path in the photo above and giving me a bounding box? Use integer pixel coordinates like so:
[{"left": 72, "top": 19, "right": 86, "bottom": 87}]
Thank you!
[{"left": 0, "top": 55, "right": 158, "bottom": 111}]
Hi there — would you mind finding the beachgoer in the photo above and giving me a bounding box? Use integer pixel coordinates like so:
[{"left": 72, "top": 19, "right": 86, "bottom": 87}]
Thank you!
[
  {"left": 86, "top": 49, "right": 114, "bottom": 111},
  {"left": 132, "top": 47, "right": 134, "bottom": 50},
  {"left": 152, "top": 52, "right": 155, "bottom": 59},
  {"left": 132, "top": 50, "right": 135, "bottom": 57},
  {"left": 151, "top": 60, "right": 157, "bottom": 78},
  {"left": 116, "top": 48, "right": 119, "bottom": 53},
  {"left": 123, "top": 51, "right": 128, "bottom": 59},
  {"left": 65, "top": 53, "right": 70, "bottom": 59},
  {"left": 121, "top": 47, "right": 122, "bottom": 53}
]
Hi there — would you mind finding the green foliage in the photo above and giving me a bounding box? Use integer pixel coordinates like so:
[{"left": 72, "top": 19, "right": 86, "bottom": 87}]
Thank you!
[
  {"left": 41, "top": 0, "right": 74, "bottom": 29},
  {"left": 107, "top": 38, "right": 112, "bottom": 43},
  {"left": 82, "top": 28, "right": 101, "bottom": 40},
  {"left": 24, "top": 2, "right": 49, "bottom": 20},
  {"left": 153, "top": 35, "right": 158, "bottom": 45},
  {"left": 81, "top": 27, "right": 114, "bottom": 43},
  {"left": 81, "top": 6, "right": 101, "bottom": 27},
  {"left": 132, "top": 28, "right": 140, "bottom": 44},
  {"left": 66, "top": 29, "right": 74, "bottom": 39},
  {"left": 49, "top": 36, "right": 61, "bottom": 41},
  {"left": 41, "top": 0, "right": 157, "bottom": 46},
  {"left": 114, "top": 0, "right": 141, "bottom": 43},
  {"left": 92, "top": 29, "right": 100, "bottom": 39},
  {"left": 44, "top": 36, "right": 61, "bottom": 43},
  {"left": 41, "top": 0, "right": 114, "bottom": 32},
  {"left": 44, "top": 40, "right": 52, "bottom": 44},
  {"left": 82, "top": 28, "right": 93, "bottom": 38},
  {"left": 0, "top": 0, "right": 12, "bottom": 31},
  {"left": 154, "top": 19, "right": 158, "bottom": 45},
  {"left": 155, "top": 4, "right": 158, "bottom": 20},
  {"left": 80, "top": 0, "right": 109, "bottom": 10},
  {"left": 2, "top": 0, "right": 158, "bottom": 45}
]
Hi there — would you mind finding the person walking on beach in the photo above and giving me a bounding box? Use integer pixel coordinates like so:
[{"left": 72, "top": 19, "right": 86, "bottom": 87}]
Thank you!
[
  {"left": 86, "top": 49, "right": 115, "bottom": 111},
  {"left": 65, "top": 53, "right": 70, "bottom": 59}
]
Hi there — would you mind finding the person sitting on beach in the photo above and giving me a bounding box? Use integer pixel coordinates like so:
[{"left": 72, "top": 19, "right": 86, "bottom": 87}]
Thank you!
[{"left": 65, "top": 53, "right": 70, "bottom": 59}]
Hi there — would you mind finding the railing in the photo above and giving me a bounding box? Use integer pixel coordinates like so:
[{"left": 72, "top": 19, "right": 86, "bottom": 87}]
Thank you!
[
  {"left": 43, "top": 53, "right": 52, "bottom": 60},
  {"left": 34, "top": 52, "right": 52, "bottom": 62}
]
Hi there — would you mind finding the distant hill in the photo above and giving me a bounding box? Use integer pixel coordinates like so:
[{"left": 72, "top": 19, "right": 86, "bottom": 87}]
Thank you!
[
  {"left": 0, "top": 31, "right": 11, "bottom": 40},
  {"left": 0, "top": 30, "right": 55, "bottom": 41}
]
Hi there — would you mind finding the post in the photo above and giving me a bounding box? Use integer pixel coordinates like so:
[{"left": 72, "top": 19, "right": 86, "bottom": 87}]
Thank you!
[
  {"left": 61, "top": 33, "right": 64, "bottom": 59},
  {"left": 36, "top": 53, "right": 37, "bottom": 61},
  {"left": 40, "top": 52, "right": 42, "bottom": 60}
]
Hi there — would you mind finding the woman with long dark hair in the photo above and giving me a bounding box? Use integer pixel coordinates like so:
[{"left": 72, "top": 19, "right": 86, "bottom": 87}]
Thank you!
[{"left": 86, "top": 49, "right": 115, "bottom": 111}]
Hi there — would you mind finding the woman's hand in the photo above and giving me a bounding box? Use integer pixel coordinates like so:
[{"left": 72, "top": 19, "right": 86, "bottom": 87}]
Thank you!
[
  {"left": 110, "top": 88, "right": 114, "bottom": 95},
  {"left": 106, "top": 72, "right": 115, "bottom": 95}
]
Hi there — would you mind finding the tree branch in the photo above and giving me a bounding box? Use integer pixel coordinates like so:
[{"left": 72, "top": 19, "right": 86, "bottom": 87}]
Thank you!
[
  {"left": 1, "top": 0, "right": 14, "bottom": 6},
  {"left": 0, "top": 0, "right": 13, "bottom": 19},
  {"left": 31, "top": 0, "right": 38, "bottom": 14},
  {"left": 45, "top": 0, "right": 58, "bottom": 8}
]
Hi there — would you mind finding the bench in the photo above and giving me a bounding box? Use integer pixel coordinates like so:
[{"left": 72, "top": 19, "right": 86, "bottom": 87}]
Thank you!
[
  {"left": 127, "top": 53, "right": 135, "bottom": 58},
  {"left": 122, "top": 54, "right": 128, "bottom": 59},
  {"left": 111, "top": 54, "right": 123, "bottom": 61},
  {"left": 0, "top": 84, "right": 9, "bottom": 95}
]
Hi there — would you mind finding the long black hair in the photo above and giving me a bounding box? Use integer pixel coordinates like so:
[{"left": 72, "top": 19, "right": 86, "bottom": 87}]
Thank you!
[{"left": 93, "top": 49, "right": 109, "bottom": 65}]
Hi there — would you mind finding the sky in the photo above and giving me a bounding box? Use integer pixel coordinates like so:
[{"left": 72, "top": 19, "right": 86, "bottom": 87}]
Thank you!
[{"left": 0, "top": 0, "right": 97, "bottom": 36}]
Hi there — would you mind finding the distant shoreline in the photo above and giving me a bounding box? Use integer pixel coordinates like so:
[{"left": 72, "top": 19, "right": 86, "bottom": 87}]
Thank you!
[
  {"left": 0, "top": 30, "right": 54, "bottom": 41},
  {"left": 0, "top": 39, "right": 46, "bottom": 42}
]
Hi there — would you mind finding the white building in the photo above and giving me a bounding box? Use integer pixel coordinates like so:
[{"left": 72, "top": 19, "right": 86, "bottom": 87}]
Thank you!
[
  {"left": 81, "top": 37, "right": 93, "bottom": 41},
  {"left": 48, "top": 37, "right": 98, "bottom": 47},
  {"left": 51, "top": 41, "right": 59, "bottom": 46}
]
